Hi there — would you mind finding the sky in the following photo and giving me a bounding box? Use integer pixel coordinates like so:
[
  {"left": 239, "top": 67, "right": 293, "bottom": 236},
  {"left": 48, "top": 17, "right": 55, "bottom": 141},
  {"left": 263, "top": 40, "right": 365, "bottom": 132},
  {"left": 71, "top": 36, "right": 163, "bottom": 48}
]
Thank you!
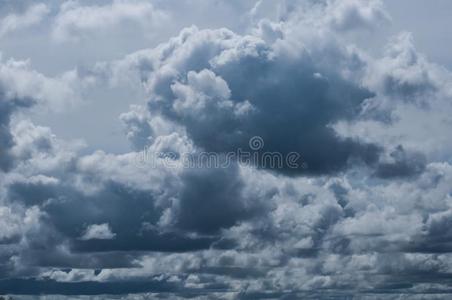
[{"left": 1, "top": 0, "right": 452, "bottom": 299}]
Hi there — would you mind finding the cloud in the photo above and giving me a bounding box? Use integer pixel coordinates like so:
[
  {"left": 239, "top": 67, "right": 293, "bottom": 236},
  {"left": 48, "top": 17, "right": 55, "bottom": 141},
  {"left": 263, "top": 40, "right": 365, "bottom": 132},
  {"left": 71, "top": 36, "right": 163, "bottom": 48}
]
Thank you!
[
  {"left": 162, "top": 160, "right": 265, "bottom": 234},
  {"left": 375, "top": 145, "right": 426, "bottom": 178},
  {"left": 0, "top": 93, "right": 33, "bottom": 171},
  {"left": 53, "top": 0, "right": 167, "bottom": 42},
  {"left": 326, "top": 0, "right": 390, "bottom": 32},
  {"left": 335, "top": 32, "right": 452, "bottom": 166},
  {"left": 365, "top": 32, "right": 438, "bottom": 105},
  {"left": 0, "top": 56, "right": 87, "bottom": 111},
  {"left": 79, "top": 223, "right": 116, "bottom": 240},
  {"left": 119, "top": 105, "right": 153, "bottom": 150},
  {"left": 0, "top": 3, "right": 49, "bottom": 38},
  {"left": 0, "top": 206, "right": 41, "bottom": 242},
  {"left": 3, "top": 0, "right": 452, "bottom": 298},
  {"left": 107, "top": 25, "right": 382, "bottom": 175},
  {"left": 0, "top": 56, "right": 85, "bottom": 171}
]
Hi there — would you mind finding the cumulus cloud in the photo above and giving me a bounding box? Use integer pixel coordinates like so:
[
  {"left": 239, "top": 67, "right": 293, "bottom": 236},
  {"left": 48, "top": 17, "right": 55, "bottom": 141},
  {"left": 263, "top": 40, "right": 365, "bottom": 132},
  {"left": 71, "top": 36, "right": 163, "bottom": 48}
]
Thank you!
[
  {"left": 0, "top": 56, "right": 87, "bottom": 111},
  {"left": 0, "top": 55, "right": 87, "bottom": 171},
  {"left": 365, "top": 32, "right": 438, "bottom": 105},
  {"left": 119, "top": 105, "right": 153, "bottom": 150},
  {"left": 106, "top": 25, "right": 382, "bottom": 175},
  {"left": 2, "top": 0, "right": 452, "bottom": 298}
]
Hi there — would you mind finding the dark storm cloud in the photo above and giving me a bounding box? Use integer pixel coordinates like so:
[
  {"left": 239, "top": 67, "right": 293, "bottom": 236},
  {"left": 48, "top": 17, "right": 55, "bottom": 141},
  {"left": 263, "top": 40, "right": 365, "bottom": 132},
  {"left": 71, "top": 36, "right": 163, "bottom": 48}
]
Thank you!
[
  {"left": 173, "top": 161, "right": 264, "bottom": 233},
  {"left": 18, "top": 249, "right": 140, "bottom": 270},
  {"left": 0, "top": 277, "right": 181, "bottom": 295},
  {"left": 31, "top": 179, "right": 227, "bottom": 253},
  {"left": 403, "top": 210, "right": 452, "bottom": 254},
  {"left": 71, "top": 232, "right": 219, "bottom": 253},
  {"left": 43, "top": 182, "right": 159, "bottom": 240},
  {"left": 7, "top": 176, "right": 58, "bottom": 206},
  {"left": 2, "top": 151, "right": 250, "bottom": 271},
  {"left": 136, "top": 27, "right": 382, "bottom": 175},
  {"left": 375, "top": 145, "right": 426, "bottom": 178}
]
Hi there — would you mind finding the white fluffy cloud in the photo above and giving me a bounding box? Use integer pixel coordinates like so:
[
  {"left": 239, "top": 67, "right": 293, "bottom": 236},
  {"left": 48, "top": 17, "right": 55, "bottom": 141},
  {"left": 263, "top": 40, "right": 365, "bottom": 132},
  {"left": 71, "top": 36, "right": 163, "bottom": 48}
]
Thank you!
[
  {"left": 0, "top": 55, "right": 88, "bottom": 111},
  {"left": 80, "top": 223, "right": 116, "bottom": 240}
]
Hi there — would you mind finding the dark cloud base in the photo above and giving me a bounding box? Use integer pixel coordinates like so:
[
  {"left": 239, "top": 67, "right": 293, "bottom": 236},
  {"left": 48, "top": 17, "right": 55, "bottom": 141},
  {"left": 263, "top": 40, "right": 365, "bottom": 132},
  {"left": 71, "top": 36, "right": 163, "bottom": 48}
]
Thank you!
[{"left": 2, "top": 278, "right": 452, "bottom": 299}]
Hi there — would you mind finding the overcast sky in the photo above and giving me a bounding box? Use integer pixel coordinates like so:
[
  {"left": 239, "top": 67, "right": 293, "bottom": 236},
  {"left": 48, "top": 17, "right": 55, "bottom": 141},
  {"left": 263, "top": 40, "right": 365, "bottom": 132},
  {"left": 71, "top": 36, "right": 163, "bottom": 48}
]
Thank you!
[{"left": 1, "top": 0, "right": 452, "bottom": 298}]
